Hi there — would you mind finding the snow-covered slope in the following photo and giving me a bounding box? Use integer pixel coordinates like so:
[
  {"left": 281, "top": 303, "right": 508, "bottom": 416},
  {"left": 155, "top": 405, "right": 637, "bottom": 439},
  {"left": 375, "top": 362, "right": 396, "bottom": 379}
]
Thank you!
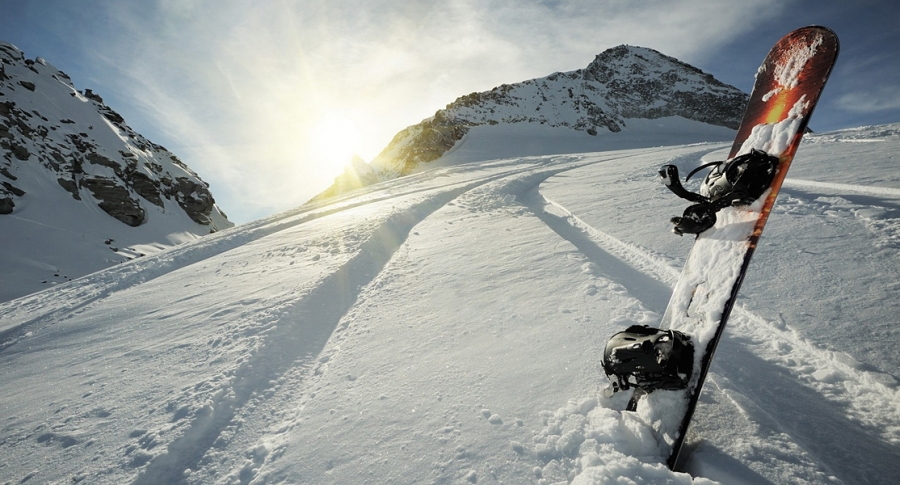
[
  {"left": 0, "top": 42, "right": 232, "bottom": 303},
  {"left": 1, "top": 123, "right": 899, "bottom": 484}
]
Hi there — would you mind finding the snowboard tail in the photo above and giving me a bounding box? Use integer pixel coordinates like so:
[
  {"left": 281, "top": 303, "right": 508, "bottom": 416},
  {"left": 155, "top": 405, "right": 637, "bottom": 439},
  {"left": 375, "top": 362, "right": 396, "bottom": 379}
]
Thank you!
[{"left": 607, "top": 26, "right": 839, "bottom": 470}]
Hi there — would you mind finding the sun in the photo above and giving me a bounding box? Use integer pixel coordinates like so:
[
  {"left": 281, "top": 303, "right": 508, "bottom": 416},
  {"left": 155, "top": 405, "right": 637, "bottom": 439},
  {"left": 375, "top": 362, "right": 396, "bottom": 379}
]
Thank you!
[{"left": 309, "top": 112, "right": 362, "bottom": 176}]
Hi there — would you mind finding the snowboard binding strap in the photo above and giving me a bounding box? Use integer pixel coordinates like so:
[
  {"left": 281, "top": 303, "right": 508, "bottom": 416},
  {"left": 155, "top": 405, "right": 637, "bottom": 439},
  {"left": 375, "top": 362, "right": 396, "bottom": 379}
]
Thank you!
[
  {"left": 602, "top": 325, "right": 694, "bottom": 394},
  {"left": 660, "top": 149, "right": 779, "bottom": 236}
]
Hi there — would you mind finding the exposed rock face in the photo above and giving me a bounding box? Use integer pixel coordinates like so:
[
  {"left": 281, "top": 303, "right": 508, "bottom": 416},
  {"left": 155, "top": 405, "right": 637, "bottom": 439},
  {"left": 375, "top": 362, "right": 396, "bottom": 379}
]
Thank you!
[
  {"left": 370, "top": 112, "right": 470, "bottom": 177},
  {"left": 80, "top": 177, "right": 145, "bottom": 226},
  {"left": 578, "top": 46, "right": 746, "bottom": 128},
  {"left": 311, "top": 156, "right": 379, "bottom": 202},
  {"left": 0, "top": 41, "right": 231, "bottom": 230},
  {"left": 354, "top": 45, "right": 747, "bottom": 184}
]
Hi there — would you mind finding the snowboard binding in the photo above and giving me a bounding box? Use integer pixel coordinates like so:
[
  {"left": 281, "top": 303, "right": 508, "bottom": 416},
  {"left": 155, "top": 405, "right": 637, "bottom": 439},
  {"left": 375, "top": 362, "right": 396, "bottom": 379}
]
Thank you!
[
  {"left": 602, "top": 325, "right": 694, "bottom": 394},
  {"left": 660, "top": 149, "right": 780, "bottom": 235}
]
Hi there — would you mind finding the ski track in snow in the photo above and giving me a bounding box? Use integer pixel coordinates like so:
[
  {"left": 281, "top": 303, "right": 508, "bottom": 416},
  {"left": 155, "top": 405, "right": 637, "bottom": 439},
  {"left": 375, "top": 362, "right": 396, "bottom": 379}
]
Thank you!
[
  {"left": 123, "top": 153, "right": 684, "bottom": 485},
  {"left": 0, "top": 157, "right": 555, "bottom": 484},
  {"left": 130, "top": 187, "right": 476, "bottom": 484},
  {"left": 161, "top": 155, "right": 629, "bottom": 485},
  {"left": 131, "top": 148, "right": 900, "bottom": 484},
  {"left": 129, "top": 161, "right": 614, "bottom": 484},
  {"left": 784, "top": 179, "right": 900, "bottom": 198},
  {"left": 528, "top": 165, "right": 900, "bottom": 484},
  {"left": 521, "top": 187, "right": 674, "bottom": 315},
  {"left": 781, "top": 180, "right": 900, "bottom": 250},
  {"left": 0, "top": 158, "right": 546, "bottom": 351},
  {"left": 163, "top": 149, "right": 687, "bottom": 485}
]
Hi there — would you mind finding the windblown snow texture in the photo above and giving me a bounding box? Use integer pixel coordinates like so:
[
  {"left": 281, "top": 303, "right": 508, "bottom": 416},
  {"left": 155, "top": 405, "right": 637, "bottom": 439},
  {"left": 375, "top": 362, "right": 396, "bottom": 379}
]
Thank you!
[{"left": 2, "top": 122, "right": 899, "bottom": 484}]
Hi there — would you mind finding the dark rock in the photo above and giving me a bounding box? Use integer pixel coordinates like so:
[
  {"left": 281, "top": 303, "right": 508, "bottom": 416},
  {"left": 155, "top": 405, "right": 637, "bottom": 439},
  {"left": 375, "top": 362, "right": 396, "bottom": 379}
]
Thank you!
[
  {"left": 85, "top": 151, "right": 119, "bottom": 170},
  {"left": 1, "top": 139, "right": 30, "bottom": 160},
  {"left": 0, "top": 42, "right": 231, "bottom": 232},
  {"left": 172, "top": 177, "right": 214, "bottom": 224},
  {"left": 99, "top": 106, "right": 125, "bottom": 125},
  {"left": 130, "top": 171, "right": 163, "bottom": 207},
  {"left": 82, "top": 89, "right": 103, "bottom": 103},
  {"left": 0, "top": 101, "right": 14, "bottom": 117},
  {"left": 1, "top": 180, "right": 24, "bottom": 196},
  {"left": 81, "top": 177, "right": 145, "bottom": 226},
  {"left": 56, "top": 177, "right": 80, "bottom": 199},
  {"left": 383, "top": 118, "right": 469, "bottom": 176},
  {"left": 66, "top": 134, "right": 95, "bottom": 153}
]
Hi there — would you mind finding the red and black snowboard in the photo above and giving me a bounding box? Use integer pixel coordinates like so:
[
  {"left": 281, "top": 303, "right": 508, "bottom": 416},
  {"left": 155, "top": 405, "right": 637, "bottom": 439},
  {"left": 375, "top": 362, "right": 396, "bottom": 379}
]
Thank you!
[{"left": 604, "top": 26, "right": 839, "bottom": 470}]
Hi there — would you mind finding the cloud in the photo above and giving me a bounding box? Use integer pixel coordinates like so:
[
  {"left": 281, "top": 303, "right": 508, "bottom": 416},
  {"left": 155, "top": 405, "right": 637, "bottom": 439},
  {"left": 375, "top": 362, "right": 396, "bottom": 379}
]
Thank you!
[
  {"left": 80, "top": 0, "right": 788, "bottom": 223},
  {"left": 836, "top": 86, "right": 900, "bottom": 114}
]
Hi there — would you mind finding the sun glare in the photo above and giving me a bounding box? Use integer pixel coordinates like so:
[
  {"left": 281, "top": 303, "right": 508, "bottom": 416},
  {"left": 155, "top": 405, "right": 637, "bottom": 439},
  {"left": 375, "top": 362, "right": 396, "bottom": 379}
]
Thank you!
[{"left": 310, "top": 113, "right": 362, "bottom": 176}]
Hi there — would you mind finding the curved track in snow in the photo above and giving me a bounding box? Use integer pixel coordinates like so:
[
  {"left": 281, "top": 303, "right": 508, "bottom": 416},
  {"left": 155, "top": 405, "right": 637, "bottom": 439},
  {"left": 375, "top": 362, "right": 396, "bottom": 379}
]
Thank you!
[
  {"left": 0, "top": 158, "right": 552, "bottom": 350},
  {"left": 127, "top": 153, "right": 668, "bottom": 484},
  {"left": 143, "top": 150, "right": 677, "bottom": 485},
  {"left": 130, "top": 160, "right": 609, "bottom": 484}
]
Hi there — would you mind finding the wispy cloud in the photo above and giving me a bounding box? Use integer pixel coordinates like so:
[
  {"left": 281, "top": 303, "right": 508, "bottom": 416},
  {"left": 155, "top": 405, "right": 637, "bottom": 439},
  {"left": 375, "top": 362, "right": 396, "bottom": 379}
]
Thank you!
[{"left": 836, "top": 86, "right": 900, "bottom": 114}]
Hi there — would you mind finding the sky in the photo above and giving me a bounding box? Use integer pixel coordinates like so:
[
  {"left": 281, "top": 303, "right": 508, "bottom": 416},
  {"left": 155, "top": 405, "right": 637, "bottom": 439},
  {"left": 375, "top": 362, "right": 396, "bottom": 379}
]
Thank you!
[{"left": 1, "top": 0, "right": 898, "bottom": 224}]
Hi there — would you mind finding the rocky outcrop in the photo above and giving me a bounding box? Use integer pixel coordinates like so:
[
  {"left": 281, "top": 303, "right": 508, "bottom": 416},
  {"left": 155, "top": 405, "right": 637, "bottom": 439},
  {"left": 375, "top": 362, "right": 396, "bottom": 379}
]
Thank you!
[
  {"left": 580, "top": 45, "right": 746, "bottom": 128},
  {"left": 310, "top": 156, "right": 380, "bottom": 202},
  {"left": 0, "top": 41, "right": 231, "bottom": 230},
  {"left": 80, "top": 177, "right": 145, "bottom": 226},
  {"left": 369, "top": 113, "right": 471, "bottom": 177}
]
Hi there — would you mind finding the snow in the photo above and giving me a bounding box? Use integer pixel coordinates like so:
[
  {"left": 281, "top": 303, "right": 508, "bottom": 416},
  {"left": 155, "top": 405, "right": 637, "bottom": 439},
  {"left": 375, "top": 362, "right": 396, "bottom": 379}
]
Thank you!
[
  {"left": 738, "top": 96, "right": 810, "bottom": 157},
  {"left": 2, "top": 122, "right": 900, "bottom": 484},
  {"left": 433, "top": 117, "right": 737, "bottom": 168},
  {"left": 763, "top": 33, "right": 824, "bottom": 102}
]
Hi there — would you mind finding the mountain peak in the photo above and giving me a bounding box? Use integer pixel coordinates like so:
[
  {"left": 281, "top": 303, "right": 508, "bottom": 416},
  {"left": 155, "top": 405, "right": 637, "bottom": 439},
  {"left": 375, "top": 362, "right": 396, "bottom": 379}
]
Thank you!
[
  {"left": 0, "top": 41, "right": 25, "bottom": 62},
  {"left": 583, "top": 44, "right": 728, "bottom": 90},
  {"left": 1, "top": 41, "right": 229, "bottom": 227},
  {"left": 315, "top": 45, "right": 747, "bottom": 197},
  {"left": 428, "top": 44, "right": 744, "bottom": 136},
  {"left": 0, "top": 41, "right": 233, "bottom": 302}
]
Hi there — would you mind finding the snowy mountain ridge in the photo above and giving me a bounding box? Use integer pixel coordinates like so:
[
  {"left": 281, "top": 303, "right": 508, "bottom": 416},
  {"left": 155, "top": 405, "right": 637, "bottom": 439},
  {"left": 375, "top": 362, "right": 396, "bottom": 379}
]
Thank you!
[
  {"left": 316, "top": 45, "right": 747, "bottom": 200},
  {"left": 0, "top": 41, "right": 232, "bottom": 302}
]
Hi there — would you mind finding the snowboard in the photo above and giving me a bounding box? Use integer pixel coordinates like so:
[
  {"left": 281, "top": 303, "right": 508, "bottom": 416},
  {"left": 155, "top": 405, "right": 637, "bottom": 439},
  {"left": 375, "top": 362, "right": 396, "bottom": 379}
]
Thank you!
[{"left": 617, "top": 26, "right": 839, "bottom": 470}]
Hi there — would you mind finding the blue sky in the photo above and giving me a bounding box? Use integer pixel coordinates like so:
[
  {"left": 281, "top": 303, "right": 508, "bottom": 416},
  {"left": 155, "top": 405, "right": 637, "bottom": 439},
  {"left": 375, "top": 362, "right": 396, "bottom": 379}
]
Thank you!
[{"left": 1, "top": 0, "right": 898, "bottom": 223}]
